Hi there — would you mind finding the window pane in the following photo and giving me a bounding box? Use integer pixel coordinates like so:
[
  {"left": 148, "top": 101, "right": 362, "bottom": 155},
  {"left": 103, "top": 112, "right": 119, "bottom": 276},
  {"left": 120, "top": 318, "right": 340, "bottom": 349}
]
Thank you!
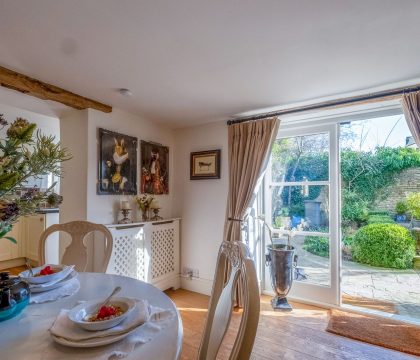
[
  {"left": 271, "top": 185, "right": 329, "bottom": 232},
  {"left": 271, "top": 133, "right": 329, "bottom": 182},
  {"left": 271, "top": 234, "right": 330, "bottom": 286}
]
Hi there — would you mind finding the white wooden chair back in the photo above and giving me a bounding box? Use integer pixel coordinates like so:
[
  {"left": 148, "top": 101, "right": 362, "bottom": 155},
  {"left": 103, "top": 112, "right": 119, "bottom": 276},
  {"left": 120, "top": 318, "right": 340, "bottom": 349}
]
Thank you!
[
  {"left": 38, "top": 221, "right": 113, "bottom": 273},
  {"left": 198, "top": 241, "right": 260, "bottom": 360}
]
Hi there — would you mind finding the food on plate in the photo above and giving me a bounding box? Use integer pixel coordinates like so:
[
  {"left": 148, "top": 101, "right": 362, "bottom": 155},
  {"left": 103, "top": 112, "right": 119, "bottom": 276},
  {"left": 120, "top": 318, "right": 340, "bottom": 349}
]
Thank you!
[
  {"left": 35, "top": 265, "right": 59, "bottom": 277},
  {"left": 86, "top": 305, "right": 125, "bottom": 322}
]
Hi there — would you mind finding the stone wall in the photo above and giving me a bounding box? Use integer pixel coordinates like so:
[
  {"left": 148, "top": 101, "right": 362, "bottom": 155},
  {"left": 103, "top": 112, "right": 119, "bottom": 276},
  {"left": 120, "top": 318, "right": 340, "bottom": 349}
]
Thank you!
[{"left": 374, "top": 167, "right": 420, "bottom": 214}]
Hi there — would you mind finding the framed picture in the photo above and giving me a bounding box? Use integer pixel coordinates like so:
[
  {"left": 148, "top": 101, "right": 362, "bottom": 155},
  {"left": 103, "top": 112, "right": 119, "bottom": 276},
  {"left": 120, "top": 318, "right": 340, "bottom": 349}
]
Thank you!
[
  {"left": 98, "top": 128, "right": 137, "bottom": 195},
  {"left": 190, "top": 150, "right": 221, "bottom": 180},
  {"left": 141, "top": 140, "right": 169, "bottom": 194}
]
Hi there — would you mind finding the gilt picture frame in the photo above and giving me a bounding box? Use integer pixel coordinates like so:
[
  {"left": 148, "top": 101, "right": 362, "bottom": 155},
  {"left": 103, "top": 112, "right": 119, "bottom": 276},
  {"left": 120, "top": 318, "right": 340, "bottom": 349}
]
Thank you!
[
  {"left": 190, "top": 149, "right": 221, "bottom": 180},
  {"left": 140, "top": 140, "right": 169, "bottom": 194},
  {"left": 98, "top": 128, "right": 137, "bottom": 195}
]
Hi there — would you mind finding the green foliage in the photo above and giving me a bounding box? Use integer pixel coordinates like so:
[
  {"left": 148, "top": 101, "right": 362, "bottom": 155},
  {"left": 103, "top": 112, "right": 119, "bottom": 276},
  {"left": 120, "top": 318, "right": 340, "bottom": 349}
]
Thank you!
[
  {"left": 407, "top": 192, "right": 420, "bottom": 219},
  {"left": 395, "top": 200, "right": 409, "bottom": 215},
  {"left": 0, "top": 116, "right": 72, "bottom": 243},
  {"left": 303, "top": 235, "right": 329, "bottom": 258},
  {"left": 367, "top": 215, "right": 395, "bottom": 225},
  {"left": 352, "top": 224, "right": 415, "bottom": 269},
  {"left": 341, "top": 189, "right": 369, "bottom": 226},
  {"left": 341, "top": 147, "right": 420, "bottom": 204},
  {"left": 368, "top": 210, "right": 389, "bottom": 216}
]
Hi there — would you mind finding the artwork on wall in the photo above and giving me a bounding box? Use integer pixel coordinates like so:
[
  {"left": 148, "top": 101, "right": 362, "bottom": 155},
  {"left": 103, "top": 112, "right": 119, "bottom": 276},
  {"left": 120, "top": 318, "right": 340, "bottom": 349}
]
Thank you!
[
  {"left": 140, "top": 140, "right": 169, "bottom": 194},
  {"left": 98, "top": 128, "right": 137, "bottom": 195},
  {"left": 190, "top": 149, "right": 221, "bottom": 180}
]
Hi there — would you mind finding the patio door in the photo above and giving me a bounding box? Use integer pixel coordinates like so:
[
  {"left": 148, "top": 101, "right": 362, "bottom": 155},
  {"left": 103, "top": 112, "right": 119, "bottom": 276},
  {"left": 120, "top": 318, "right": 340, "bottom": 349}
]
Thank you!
[{"left": 263, "top": 123, "right": 341, "bottom": 306}]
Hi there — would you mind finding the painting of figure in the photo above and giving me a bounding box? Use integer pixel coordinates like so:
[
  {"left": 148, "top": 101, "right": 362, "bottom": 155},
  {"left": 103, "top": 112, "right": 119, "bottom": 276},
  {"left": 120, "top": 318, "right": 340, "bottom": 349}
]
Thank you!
[
  {"left": 98, "top": 128, "right": 137, "bottom": 195},
  {"left": 141, "top": 141, "right": 169, "bottom": 195}
]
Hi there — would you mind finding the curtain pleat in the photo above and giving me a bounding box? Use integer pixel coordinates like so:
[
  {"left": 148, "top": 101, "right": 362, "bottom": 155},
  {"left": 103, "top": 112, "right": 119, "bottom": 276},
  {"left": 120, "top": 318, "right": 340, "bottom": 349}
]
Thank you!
[
  {"left": 402, "top": 92, "right": 420, "bottom": 147},
  {"left": 224, "top": 117, "right": 280, "bottom": 306}
]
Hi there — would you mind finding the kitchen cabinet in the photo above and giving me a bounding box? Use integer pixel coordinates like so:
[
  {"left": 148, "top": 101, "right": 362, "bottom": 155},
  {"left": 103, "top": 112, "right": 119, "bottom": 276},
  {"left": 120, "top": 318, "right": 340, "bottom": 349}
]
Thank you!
[{"left": 0, "top": 211, "right": 59, "bottom": 269}]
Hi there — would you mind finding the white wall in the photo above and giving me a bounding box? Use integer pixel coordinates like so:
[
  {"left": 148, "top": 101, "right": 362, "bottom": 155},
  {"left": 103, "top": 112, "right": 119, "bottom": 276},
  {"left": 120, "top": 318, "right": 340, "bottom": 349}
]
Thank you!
[
  {"left": 86, "top": 108, "right": 174, "bottom": 224},
  {"left": 0, "top": 102, "right": 60, "bottom": 139},
  {"left": 173, "top": 121, "right": 228, "bottom": 294},
  {"left": 60, "top": 107, "right": 174, "bottom": 225}
]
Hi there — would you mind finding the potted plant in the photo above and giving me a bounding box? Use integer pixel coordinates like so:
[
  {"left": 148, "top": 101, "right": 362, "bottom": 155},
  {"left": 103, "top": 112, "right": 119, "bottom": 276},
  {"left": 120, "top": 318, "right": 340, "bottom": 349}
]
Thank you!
[
  {"left": 0, "top": 115, "right": 70, "bottom": 322},
  {"left": 395, "top": 200, "right": 408, "bottom": 223},
  {"left": 0, "top": 115, "right": 71, "bottom": 243},
  {"left": 407, "top": 192, "right": 420, "bottom": 228}
]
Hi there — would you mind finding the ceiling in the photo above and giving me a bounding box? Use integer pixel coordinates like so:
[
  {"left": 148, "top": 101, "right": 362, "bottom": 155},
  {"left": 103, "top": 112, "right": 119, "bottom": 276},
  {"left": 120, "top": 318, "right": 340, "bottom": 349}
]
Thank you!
[{"left": 1, "top": 0, "right": 420, "bottom": 128}]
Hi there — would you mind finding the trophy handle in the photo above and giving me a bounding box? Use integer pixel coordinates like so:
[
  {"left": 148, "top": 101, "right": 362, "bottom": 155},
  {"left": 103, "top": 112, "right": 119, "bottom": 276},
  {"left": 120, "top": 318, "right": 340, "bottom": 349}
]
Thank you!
[
  {"left": 265, "top": 252, "right": 271, "bottom": 266},
  {"left": 293, "top": 254, "right": 298, "bottom": 267}
]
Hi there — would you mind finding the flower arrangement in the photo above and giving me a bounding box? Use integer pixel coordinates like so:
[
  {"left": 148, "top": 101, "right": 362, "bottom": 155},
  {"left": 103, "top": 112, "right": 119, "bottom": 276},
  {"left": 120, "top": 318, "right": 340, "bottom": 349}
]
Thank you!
[
  {"left": 135, "top": 194, "right": 154, "bottom": 221},
  {"left": 0, "top": 115, "right": 71, "bottom": 242}
]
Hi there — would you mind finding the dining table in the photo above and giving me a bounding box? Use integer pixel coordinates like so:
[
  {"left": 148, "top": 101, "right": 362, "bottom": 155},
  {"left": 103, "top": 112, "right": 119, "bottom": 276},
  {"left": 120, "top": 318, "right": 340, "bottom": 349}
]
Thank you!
[{"left": 0, "top": 272, "right": 183, "bottom": 360}]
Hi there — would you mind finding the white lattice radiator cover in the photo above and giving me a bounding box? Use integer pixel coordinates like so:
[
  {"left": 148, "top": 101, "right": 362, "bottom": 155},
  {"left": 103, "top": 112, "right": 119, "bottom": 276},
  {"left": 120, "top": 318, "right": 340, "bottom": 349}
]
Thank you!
[{"left": 106, "top": 219, "right": 180, "bottom": 291}]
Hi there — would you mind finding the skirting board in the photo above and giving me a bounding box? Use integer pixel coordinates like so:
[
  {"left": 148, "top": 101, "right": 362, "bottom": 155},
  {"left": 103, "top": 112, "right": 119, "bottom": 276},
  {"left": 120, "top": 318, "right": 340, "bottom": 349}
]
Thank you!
[
  {"left": 181, "top": 277, "right": 213, "bottom": 296},
  {"left": 153, "top": 275, "right": 181, "bottom": 292}
]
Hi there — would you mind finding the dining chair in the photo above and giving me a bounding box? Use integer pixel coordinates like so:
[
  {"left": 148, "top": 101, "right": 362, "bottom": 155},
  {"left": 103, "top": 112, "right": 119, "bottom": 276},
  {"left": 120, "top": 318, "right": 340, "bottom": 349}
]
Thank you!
[
  {"left": 198, "top": 241, "right": 260, "bottom": 360},
  {"left": 38, "top": 220, "right": 113, "bottom": 273}
]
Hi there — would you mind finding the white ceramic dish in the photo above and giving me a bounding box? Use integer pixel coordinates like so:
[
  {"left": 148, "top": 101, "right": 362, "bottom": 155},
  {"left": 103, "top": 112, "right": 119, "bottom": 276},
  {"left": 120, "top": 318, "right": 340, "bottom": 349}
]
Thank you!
[
  {"left": 68, "top": 297, "right": 136, "bottom": 331},
  {"left": 29, "top": 270, "right": 78, "bottom": 293},
  {"left": 20, "top": 264, "right": 72, "bottom": 284},
  {"left": 51, "top": 326, "right": 138, "bottom": 348}
]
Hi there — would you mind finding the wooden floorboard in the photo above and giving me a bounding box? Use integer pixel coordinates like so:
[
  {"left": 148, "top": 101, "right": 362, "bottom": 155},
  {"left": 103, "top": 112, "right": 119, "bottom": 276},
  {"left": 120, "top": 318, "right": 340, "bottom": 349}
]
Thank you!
[
  {"left": 3, "top": 266, "right": 416, "bottom": 359},
  {"left": 166, "top": 289, "right": 417, "bottom": 360}
]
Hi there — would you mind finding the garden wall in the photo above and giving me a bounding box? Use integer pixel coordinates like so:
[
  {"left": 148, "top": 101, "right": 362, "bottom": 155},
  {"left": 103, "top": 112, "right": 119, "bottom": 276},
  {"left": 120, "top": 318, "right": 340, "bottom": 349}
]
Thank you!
[{"left": 375, "top": 167, "right": 420, "bottom": 214}]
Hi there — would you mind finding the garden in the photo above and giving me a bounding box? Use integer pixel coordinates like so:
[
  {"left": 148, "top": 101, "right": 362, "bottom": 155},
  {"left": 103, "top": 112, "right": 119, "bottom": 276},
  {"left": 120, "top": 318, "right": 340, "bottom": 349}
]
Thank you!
[{"left": 272, "top": 139, "right": 420, "bottom": 270}]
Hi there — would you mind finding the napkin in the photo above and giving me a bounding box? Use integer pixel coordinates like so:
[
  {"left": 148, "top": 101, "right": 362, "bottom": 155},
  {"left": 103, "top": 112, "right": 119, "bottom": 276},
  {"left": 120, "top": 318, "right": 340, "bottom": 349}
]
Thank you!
[
  {"left": 30, "top": 278, "right": 80, "bottom": 304},
  {"left": 42, "top": 303, "right": 176, "bottom": 360},
  {"left": 50, "top": 299, "right": 149, "bottom": 342}
]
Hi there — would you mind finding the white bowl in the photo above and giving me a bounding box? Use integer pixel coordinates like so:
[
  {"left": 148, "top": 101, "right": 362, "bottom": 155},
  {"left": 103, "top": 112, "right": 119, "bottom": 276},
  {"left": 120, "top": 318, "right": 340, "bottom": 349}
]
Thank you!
[
  {"left": 19, "top": 264, "right": 71, "bottom": 284},
  {"left": 68, "top": 297, "right": 136, "bottom": 331}
]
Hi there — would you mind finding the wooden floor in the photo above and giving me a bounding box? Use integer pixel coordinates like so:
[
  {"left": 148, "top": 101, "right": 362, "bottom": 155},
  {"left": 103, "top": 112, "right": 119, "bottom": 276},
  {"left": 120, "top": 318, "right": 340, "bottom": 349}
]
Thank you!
[
  {"left": 3, "top": 266, "right": 416, "bottom": 359},
  {"left": 166, "top": 289, "right": 416, "bottom": 360}
]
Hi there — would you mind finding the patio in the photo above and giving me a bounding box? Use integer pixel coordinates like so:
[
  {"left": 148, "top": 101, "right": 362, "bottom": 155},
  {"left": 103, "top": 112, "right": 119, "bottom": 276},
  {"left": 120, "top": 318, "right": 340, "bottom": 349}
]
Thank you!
[{"left": 292, "top": 235, "right": 420, "bottom": 322}]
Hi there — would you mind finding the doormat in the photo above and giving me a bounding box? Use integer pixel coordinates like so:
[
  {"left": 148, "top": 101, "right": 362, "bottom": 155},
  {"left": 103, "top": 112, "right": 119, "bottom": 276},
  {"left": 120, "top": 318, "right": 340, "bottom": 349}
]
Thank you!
[
  {"left": 342, "top": 294, "right": 397, "bottom": 314},
  {"left": 327, "top": 309, "right": 420, "bottom": 356}
]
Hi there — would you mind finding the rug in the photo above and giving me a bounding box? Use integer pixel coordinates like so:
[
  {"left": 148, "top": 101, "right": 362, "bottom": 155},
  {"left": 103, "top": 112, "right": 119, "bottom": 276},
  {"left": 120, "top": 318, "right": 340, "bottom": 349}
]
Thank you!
[{"left": 326, "top": 309, "right": 420, "bottom": 356}]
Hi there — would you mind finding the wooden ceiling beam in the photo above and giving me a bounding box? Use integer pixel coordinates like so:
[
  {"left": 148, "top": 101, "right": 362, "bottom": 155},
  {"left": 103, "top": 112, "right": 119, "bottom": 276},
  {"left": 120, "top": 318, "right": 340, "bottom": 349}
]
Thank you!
[{"left": 0, "top": 65, "right": 112, "bottom": 113}]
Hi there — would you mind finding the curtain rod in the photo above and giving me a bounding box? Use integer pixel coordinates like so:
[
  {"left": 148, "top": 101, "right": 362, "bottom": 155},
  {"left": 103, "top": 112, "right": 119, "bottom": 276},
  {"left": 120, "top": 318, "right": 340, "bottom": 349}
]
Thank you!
[{"left": 226, "top": 83, "right": 420, "bottom": 125}]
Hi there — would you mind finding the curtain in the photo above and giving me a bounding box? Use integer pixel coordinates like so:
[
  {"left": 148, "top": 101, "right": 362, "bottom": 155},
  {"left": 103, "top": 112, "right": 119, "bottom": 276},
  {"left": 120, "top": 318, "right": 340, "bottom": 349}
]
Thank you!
[
  {"left": 224, "top": 117, "right": 280, "bottom": 306},
  {"left": 402, "top": 91, "right": 420, "bottom": 147}
]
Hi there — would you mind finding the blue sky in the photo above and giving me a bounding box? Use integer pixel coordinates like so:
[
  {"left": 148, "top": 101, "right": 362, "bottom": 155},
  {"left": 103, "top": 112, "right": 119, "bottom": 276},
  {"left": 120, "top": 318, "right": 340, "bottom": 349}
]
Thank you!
[{"left": 340, "top": 114, "right": 412, "bottom": 151}]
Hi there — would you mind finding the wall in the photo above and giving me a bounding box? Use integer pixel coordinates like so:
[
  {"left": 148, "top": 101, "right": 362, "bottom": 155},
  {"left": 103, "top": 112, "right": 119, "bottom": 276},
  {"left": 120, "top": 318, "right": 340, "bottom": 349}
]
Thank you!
[
  {"left": 60, "top": 108, "right": 174, "bottom": 225},
  {"left": 86, "top": 108, "right": 175, "bottom": 224},
  {"left": 0, "top": 102, "right": 60, "bottom": 139},
  {"left": 173, "top": 121, "right": 228, "bottom": 294},
  {"left": 375, "top": 167, "right": 420, "bottom": 214}
]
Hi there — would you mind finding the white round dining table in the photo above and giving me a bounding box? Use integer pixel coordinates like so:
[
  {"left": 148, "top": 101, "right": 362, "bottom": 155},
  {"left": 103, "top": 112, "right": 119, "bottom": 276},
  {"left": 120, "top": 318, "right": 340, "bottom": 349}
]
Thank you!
[{"left": 0, "top": 272, "right": 183, "bottom": 360}]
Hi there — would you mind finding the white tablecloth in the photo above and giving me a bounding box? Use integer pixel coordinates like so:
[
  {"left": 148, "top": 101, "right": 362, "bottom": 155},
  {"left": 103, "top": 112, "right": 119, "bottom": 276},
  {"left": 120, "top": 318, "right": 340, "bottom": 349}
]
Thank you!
[{"left": 0, "top": 273, "right": 183, "bottom": 360}]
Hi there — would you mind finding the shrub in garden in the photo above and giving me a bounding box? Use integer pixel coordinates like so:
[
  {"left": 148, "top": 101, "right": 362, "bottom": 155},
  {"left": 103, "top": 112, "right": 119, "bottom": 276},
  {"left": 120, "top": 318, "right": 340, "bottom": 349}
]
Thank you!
[
  {"left": 407, "top": 192, "right": 420, "bottom": 220},
  {"left": 341, "top": 189, "right": 369, "bottom": 226},
  {"left": 352, "top": 224, "right": 416, "bottom": 269},
  {"left": 368, "top": 210, "right": 389, "bottom": 216},
  {"left": 395, "top": 200, "right": 408, "bottom": 215},
  {"left": 367, "top": 215, "right": 395, "bottom": 225},
  {"left": 303, "top": 236, "right": 329, "bottom": 258}
]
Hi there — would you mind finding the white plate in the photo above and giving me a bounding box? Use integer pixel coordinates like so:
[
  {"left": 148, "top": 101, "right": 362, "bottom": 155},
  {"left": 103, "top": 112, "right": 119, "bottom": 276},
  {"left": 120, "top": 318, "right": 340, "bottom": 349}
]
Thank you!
[
  {"left": 29, "top": 271, "right": 78, "bottom": 293},
  {"left": 20, "top": 264, "right": 73, "bottom": 284},
  {"left": 68, "top": 297, "right": 136, "bottom": 331},
  {"left": 51, "top": 326, "right": 139, "bottom": 348}
]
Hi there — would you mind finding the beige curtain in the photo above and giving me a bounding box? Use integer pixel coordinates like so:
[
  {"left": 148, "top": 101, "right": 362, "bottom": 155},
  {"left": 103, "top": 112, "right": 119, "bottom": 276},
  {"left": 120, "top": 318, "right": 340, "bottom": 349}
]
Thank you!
[
  {"left": 402, "top": 91, "right": 420, "bottom": 147},
  {"left": 224, "top": 117, "right": 280, "bottom": 306}
]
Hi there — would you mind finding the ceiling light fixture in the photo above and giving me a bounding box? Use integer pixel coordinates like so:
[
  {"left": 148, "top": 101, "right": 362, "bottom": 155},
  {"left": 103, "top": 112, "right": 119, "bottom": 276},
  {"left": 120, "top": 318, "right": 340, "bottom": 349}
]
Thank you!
[{"left": 118, "top": 88, "right": 133, "bottom": 97}]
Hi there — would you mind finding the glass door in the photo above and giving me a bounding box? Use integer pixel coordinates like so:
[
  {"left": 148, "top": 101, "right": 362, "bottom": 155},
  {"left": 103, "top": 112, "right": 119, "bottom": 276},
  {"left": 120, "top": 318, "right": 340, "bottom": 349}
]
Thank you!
[{"left": 263, "top": 123, "right": 340, "bottom": 306}]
